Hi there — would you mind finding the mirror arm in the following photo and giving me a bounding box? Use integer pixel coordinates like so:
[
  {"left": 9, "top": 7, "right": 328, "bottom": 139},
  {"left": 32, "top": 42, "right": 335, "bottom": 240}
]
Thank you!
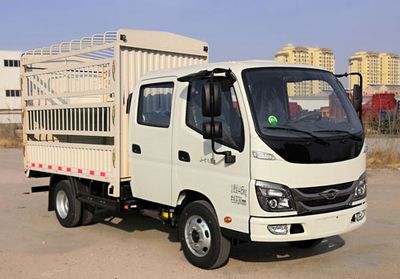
[
  {"left": 335, "top": 72, "right": 363, "bottom": 89},
  {"left": 349, "top": 72, "right": 363, "bottom": 92},
  {"left": 335, "top": 72, "right": 363, "bottom": 120}
]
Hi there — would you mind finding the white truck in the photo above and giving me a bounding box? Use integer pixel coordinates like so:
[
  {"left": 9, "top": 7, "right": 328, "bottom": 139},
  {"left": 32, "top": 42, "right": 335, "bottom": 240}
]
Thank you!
[{"left": 22, "top": 29, "right": 367, "bottom": 269}]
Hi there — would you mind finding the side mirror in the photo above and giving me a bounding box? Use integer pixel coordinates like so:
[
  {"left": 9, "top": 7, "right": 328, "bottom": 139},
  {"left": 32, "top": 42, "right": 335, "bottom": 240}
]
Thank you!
[
  {"left": 202, "top": 81, "right": 221, "bottom": 117},
  {"left": 353, "top": 84, "right": 362, "bottom": 113},
  {"left": 202, "top": 121, "right": 222, "bottom": 139}
]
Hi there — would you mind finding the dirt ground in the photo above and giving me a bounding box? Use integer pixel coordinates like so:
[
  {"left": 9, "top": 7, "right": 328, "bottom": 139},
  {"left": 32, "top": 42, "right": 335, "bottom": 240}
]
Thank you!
[{"left": 0, "top": 148, "right": 399, "bottom": 279}]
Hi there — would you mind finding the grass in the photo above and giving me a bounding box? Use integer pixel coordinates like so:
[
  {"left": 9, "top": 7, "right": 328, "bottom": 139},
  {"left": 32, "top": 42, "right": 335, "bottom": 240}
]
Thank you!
[
  {"left": 0, "top": 138, "right": 22, "bottom": 148},
  {"left": 367, "top": 148, "right": 400, "bottom": 169},
  {"left": 0, "top": 124, "right": 22, "bottom": 148}
]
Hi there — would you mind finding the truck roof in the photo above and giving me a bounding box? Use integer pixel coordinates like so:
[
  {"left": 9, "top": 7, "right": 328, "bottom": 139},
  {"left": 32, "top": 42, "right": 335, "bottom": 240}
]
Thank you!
[{"left": 140, "top": 60, "right": 331, "bottom": 81}]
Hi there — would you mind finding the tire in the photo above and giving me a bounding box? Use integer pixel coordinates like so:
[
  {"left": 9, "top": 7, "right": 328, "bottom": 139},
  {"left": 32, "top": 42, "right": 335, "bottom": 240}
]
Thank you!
[
  {"left": 179, "top": 200, "right": 231, "bottom": 269},
  {"left": 289, "top": 238, "right": 323, "bottom": 249},
  {"left": 76, "top": 180, "right": 95, "bottom": 226},
  {"left": 54, "top": 179, "right": 82, "bottom": 227},
  {"left": 81, "top": 204, "right": 95, "bottom": 226}
]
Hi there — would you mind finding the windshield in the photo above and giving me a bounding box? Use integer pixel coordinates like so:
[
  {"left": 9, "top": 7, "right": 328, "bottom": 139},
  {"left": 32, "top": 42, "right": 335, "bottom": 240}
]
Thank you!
[{"left": 242, "top": 68, "right": 363, "bottom": 139}]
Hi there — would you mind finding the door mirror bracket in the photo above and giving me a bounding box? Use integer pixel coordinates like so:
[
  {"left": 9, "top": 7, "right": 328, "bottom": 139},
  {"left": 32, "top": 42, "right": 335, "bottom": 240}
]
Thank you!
[{"left": 335, "top": 72, "right": 363, "bottom": 121}]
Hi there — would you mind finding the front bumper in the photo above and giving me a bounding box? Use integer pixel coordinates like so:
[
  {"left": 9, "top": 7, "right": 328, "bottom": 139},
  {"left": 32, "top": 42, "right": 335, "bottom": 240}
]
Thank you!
[{"left": 250, "top": 202, "right": 367, "bottom": 242}]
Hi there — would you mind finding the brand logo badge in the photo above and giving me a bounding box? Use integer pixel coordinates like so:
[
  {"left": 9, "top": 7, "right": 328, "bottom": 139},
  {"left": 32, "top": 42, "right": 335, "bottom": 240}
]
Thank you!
[{"left": 319, "top": 189, "right": 339, "bottom": 200}]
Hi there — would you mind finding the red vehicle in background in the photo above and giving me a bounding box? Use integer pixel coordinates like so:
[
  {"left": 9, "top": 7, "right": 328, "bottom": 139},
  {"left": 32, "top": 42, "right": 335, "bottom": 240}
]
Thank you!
[
  {"left": 362, "top": 93, "right": 399, "bottom": 133},
  {"left": 363, "top": 93, "right": 397, "bottom": 121},
  {"left": 289, "top": 102, "right": 301, "bottom": 119}
]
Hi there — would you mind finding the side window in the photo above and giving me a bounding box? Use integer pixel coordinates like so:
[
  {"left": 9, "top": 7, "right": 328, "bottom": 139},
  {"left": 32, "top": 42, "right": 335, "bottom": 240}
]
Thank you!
[
  {"left": 137, "top": 82, "right": 174, "bottom": 128},
  {"left": 186, "top": 78, "right": 244, "bottom": 151}
]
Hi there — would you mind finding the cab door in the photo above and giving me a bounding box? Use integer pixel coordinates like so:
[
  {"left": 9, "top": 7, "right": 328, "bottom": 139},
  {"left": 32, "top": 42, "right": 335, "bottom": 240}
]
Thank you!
[
  {"left": 172, "top": 78, "right": 251, "bottom": 233},
  {"left": 129, "top": 79, "right": 175, "bottom": 205}
]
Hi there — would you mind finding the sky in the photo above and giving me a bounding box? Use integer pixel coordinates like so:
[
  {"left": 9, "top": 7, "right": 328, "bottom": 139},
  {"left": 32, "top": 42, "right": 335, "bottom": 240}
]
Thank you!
[{"left": 1, "top": 0, "right": 399, "bottom": 79}]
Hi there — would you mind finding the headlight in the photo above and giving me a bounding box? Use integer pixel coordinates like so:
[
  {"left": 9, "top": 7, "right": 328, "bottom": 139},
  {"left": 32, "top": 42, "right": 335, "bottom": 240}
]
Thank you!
[
  {"left": 353, "top": 172, "right": 367, "bottom": 201},
  {"left": 255, "top": 181, "right": 295, "bottom": 212}
]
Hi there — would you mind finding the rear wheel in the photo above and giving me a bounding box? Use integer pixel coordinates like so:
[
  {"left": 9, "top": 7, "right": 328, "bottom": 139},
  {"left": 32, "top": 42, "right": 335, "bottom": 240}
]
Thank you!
[
  {"left": 54, "top": 180, "right": 82, "bottom": 227},
  {"left": 289, "top": 238, "right": 323, "bottom": 249},
  {"left": 179, "top": 200, "right": 231, "bottom": 269},
  {"left": 81, "top": 204, "right": 95, "bottom": 226},
  {"left": 76, "top": 180, "right": 95, "bottom": 226}
]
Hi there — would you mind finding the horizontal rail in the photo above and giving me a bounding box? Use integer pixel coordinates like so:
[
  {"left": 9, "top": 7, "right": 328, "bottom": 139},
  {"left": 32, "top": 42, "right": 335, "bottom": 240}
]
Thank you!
[
  {"left": 26, "top": 130, "right": 113, "bottom": 137},
  {"left": 27, "top": 140, "right": 114, "bottom": 150},
  {"left": 24, "top": 89, "right": 112, "bottom": 101},
  {"left": 23, "top": 58, "right": 114, "bottom": 77},
  {"left": 22, "top": 42, "right": 116, "bottom": 65},
  {"left": 26, "top": 102, "right": 113, "bottom": 111}
]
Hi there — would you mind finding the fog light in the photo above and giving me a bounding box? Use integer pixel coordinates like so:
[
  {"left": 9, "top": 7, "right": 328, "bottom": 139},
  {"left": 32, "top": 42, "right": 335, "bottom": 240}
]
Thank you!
[
  {"left": 352, "top": 210, "right": 366, "bottom": 222},
  {"left": 267, "top": 224, "right": 288, "bottom": 235}
]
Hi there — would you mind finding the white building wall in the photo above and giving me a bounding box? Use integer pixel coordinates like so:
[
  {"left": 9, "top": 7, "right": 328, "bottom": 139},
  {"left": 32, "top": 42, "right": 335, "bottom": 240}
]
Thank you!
[{"left": 0, "top": 50, "right": 22, "bottom": 123}]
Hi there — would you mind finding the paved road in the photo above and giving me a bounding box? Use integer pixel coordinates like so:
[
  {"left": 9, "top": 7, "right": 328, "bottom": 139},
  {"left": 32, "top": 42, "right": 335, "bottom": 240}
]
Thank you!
[{"left": 0, "top": 148, "right": 399, "bottom": 279}]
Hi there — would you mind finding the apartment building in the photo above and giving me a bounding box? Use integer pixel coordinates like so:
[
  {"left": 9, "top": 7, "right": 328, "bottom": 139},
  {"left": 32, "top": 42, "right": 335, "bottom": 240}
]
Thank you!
[
  {"left": 0, "top": 50, "right": 22, "bottom": 123},
  {"left": 275, "top": 44, "right": 335, "bottom": 95},
  {"left": 349, "top": 51, "right": 400, "bottom": 90},
  {"left": 380, "top": 53, "right": 400, "bottom": 85}
]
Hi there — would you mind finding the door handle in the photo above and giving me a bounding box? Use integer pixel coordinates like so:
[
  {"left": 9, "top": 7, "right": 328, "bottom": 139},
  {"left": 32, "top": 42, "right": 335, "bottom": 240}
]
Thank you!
[
  {"left": 178, "top": 150, "right": 190, "bottom": 162},
  {"left": 132, "top": 144, "right": 141, "bottom": 154}
]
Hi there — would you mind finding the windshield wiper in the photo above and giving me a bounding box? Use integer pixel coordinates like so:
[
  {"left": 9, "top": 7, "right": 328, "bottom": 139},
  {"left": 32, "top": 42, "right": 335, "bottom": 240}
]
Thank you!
[
  {"left": 313, "top": 129, "right": 362, "bottom": 140},
  {"left": 264, "top": 126, "right": 329, "bottom": 145}
]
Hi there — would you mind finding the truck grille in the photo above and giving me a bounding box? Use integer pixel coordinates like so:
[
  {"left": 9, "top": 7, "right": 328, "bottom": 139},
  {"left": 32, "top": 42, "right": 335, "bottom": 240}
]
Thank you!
[
  {"left": 297, "top": 182, "right": 353, "bottom": 194},
  {"left": 302, "top": 195, "right": 350, "bottom": 207},
  {"left": 291, "top": 181, "right": 355, "bottom": 215}
]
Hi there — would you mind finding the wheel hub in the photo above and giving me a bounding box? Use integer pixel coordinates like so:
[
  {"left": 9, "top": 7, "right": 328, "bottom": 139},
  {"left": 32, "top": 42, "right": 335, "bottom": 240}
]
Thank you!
[
  {"left": 184, "top": 215, "right": 211, "bottom": 257},
  {"left": 56, "top": 190, "right": 69, "bottom": 219}
]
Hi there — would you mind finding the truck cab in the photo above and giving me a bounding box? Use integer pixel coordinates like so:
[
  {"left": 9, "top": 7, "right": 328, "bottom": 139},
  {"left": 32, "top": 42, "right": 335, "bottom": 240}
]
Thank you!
[{"left": 128, "top": 61, "right": 367, "bottom": 267}]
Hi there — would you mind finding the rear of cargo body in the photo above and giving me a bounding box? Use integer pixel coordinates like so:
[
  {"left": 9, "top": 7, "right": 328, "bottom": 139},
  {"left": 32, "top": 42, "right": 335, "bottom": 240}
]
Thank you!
[{"left": 22, "top": 29, "right": 208, "bottom": 197}]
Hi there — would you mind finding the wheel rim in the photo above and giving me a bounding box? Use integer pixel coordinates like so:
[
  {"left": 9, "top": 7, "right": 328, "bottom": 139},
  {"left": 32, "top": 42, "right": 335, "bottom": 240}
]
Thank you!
[
  {"left": 184, "top": 215, "right": 211, "bottom": 257},
  {"left": 56, "top": 190, "right": 69, "bottom": 219}
]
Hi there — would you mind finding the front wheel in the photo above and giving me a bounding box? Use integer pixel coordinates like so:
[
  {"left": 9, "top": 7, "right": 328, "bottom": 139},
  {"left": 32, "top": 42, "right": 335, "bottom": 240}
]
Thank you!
[{"left": 179, "top": 200, "right": 231, "bottom": 269}]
